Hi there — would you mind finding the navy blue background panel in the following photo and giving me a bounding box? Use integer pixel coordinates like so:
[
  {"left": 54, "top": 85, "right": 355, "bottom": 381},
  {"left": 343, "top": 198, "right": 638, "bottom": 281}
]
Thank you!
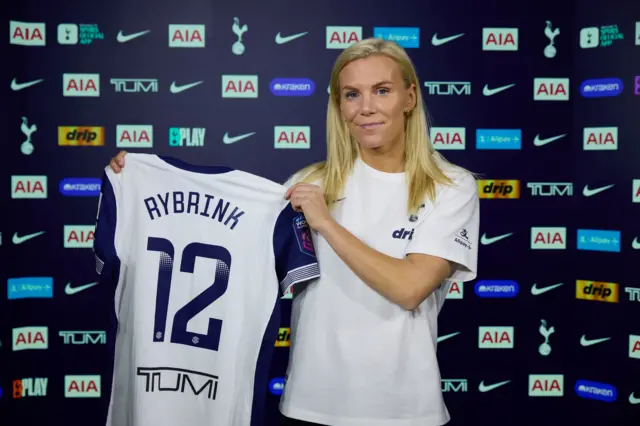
[{"left": 2, "top": 0, "right": 639, "bottom": 425}]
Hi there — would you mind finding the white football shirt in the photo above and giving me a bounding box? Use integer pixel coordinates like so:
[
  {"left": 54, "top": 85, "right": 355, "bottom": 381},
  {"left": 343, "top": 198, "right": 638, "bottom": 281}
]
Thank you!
[
  {"left": 93, "top": 154, "right": 320, "bottom": 426},
  {"left": 279, "top": 156, "right": 479, "bottom": 426}
]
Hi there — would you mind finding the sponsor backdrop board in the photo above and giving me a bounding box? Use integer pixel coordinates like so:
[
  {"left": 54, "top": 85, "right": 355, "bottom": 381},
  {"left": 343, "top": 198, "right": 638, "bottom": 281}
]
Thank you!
[{"left": 2, "top": 0, "right": 639, "bottom": 425}]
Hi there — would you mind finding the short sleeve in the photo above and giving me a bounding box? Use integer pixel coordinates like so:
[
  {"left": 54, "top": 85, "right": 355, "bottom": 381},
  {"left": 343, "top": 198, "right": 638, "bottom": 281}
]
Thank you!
[
  {"left": 93, "top": 168, "right": 122, "bottom": 281},
  {"left": 406, "top": 171, "right": 479, "bottom": 282},
  {"left": 272, "top": 204, "right": 321, "bottom": 295}
]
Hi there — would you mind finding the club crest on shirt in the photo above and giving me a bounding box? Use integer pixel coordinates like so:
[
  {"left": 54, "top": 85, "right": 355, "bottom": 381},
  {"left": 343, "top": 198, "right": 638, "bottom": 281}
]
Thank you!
[{"left": 293, "top": 215, "right": 315, "bottom": 257}]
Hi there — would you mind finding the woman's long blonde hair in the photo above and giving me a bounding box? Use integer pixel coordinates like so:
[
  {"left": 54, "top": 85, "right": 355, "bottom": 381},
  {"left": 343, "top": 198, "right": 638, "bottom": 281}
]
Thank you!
[{"left": 291, "top": 37, "right": 467, "bottom": 214}]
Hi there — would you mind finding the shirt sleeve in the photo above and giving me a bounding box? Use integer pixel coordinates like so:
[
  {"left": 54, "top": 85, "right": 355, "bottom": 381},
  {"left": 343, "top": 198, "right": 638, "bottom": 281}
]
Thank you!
[
  {"left": 405, "top": 171, "right": 479, "bottom": 283},
  {"left": 93, "top": 168, "right": 122, "bottom": 282},
  {"left": 273, "top": 203, "right": 321, "bottom": 295}
]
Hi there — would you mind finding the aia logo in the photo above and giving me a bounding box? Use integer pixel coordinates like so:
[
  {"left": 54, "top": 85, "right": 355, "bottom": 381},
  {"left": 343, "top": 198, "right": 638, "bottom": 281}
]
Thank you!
[
  {"left": 482, "top": 28, "right": 518, "bottom": 51},
  {"left": 64, "top": 375, "right": 101, "bottom": 398},
  {"left": 478, "top": 326, "right": 514, "bottom": 348},
  {"left": 63, "top": 73, "right": 100, "bottom": 97},
  {"left": 169, "top": 24, "right": 205, "bottom": 48},
  {"left": 630, "top": 334, "right": 640, "bottom": 359},
  {"left": 10, "top": 20, "right": 45, "bottom": 46},
  {"left": 222, "top": 75, "right": 258, "bottom": 98},
  {"left": 583, "top": 127, "right": 617, "bottom": 151},
  {"left": 533, "top": 78, "right": 569, "bottom": 101},
  {"left": 528, "top": 374, "right": 563, "bottom": 396},
  {"left": 430, "top": 127, "right": 465, "bottom": 150},
  {"left": 64, "top": 225, "right": 95, "bottom": 248},
  {"left": 274, "top": 126, "right": 310, "bottom": 149},
  {"left": 11, "top": 175, "right": 47, "bottom": 199},
  {"left": 530, "top": 227, "right": 566, "bottom": 250},
  {"left": 445, "top": 281, "right": 463, "bottom": 299},
  {"left": 326, "top": 26, "right": 362, "bottom": 49},
  {"left": 116, "top": 125, "right": 153, "bottom": 148},
  {"left": 12, "top": 326, "right": 48, "bottom": 351}
]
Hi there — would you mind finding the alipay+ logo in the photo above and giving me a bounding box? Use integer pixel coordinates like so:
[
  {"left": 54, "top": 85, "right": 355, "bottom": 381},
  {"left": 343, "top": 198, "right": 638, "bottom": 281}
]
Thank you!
[
  {"left": 577, "top": 229, "right": 621, "bottom": 252},
  {"left": 476, "top": 129, "right": 522, "bottom": 150},
  {"left": 373, "top": 27, "right": 420, "bottom": 48}
]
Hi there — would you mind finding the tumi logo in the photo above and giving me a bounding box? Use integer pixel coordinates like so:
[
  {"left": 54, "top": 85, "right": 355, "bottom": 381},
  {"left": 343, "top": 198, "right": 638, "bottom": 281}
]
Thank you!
[
  {"left": 477, "top": 180, "right": 520, "bottom": 199},
  {"left": 482, "top": 28, "right": 518, "bottom": 51},
  {"left": 392, "top": 228, "right": 414, "bottom": 240},
  {"left": 528, "top": 182, "right": 573, "bottom": 197},
  {"left": 275, "top": 328, "right": 290, "bottom": 347},
  {"left": 13, "top": 377, "right": 48, "bottom": 398},
  {"left": 529, "top": 374, "right": 563, "bottom": 397},
  {"left": 64, "top": 225, "right": 95, "bottom": 248},
  {"left": 12, "top": 175, "right": 47, "bottom": 199},
  {"left": 326, "top": 26, "right": 362, "bottom": 49},
  {"left": 580, "top": 78, "right": 623, "bottom": 97},
  {"left": 222, "top": 75, "right": 258, "bottom": 98},
  {"left": 441, "top": 379, "right": 467, "bottom": 392},
  {"left": 116, "top": 125, "right": 153, "bottom": 148},
  {"left": 576, "top": 280, "right": 619, "bottom": 303},
  {"left": 58, "top": 126, "right": 104, "bottom": 146},
  {"left": 583, "top": 127, "right": 617, "bottom": 150},
  {"left": 534, "top": 78, "right": 569, "bottom": 101},
  {"left": 10, "top": 21, "right": 46, "bottom": 46},
  {"left": 65, "top": 375, "right": 101, "bottom": 398},
  {"left": 430, "top": 127, "right": 465, "bottom": 150},
  {"left": 169, "top": 24, "right": 205, "bottom": 47},
  {"left": 530, "top": 227, "right": 566, "bottom": 250},
  {"left": 478, "top": 326, "right": 514, "bottom": 348},
  {"left": 13, "top": 326, "right": 48, "bottom": 351},
  {"left": 63, "top": 73, "right": 100, "bottom": 97},
  {"left": 274, "top": 126, "right": 310, "bottom": 149}
]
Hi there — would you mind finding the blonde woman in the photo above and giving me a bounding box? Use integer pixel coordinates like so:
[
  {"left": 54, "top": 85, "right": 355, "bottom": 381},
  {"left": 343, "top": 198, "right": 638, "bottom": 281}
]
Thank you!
[{"left": 108, "top": 38, "right": 479, "bottom": 426}]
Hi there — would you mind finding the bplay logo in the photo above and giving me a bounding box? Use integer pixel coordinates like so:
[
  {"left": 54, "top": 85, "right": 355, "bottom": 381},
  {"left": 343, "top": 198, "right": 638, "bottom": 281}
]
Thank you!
[
  {"left": 326, "top": 26, "right": 362, "bottom": 49},
  {"left": 430, "top": 127, "right": 465, "bottom": 150},
  {"left": 477, "top": 180, "right": 520, "bottom": 199},
  {"left": 13, "top": 377, "right": 48, "bottom": 398},
  {"left": 531, "top": 227, "right": 566, "bottom": 250},
  {"left": 583, "top": 126, "right": 617, "bottom": 150},
  {"left": 373, "top": 27, "right": 419, "bottom": 48},
  {"left": 116, "top": 125, "right": 153, "bottom": 148},
  {"left": 10, "top": 20, "right": 46, "bottom": 46},
  {"left": 169, "top": 128, "right": 205, "bottom": 147},
  {"left": 7, "top": 277, "right": 53, "bottom": 300},
  {"left": 576, "top": 280, "right": 619, "bottom": 303},
  {"left": 63, "top": 73, "right": 100, "bottom": 97},
  {"left": 478, "top": 326, "right": 514, "bottom": 348},
  {"left": 269, "top": 377, "right": 285, "bottom": 395},
  {"left": 580, "top": 78, "right": 623, "bottom": 97},
  {"left": 222, "top": 75, "right": 258, "bottom": 98},
  {"left": 575, "top": 380, "right": 617, "bottom": 402},
  {"left": 534, "top": 78, "right": 569, "bottom": 101},
  {"left": 474, "top": 280, "right": 519, "bottom": 298},
  {"left": 58, "top": 126, "right": 104, "bottom": 146},
  {"left": 11, "top": 175, "right": 47, "bottom": 199},
  {"left": 274, "top": 126, "right": 310, "bottom": 149},
  {"left": 577, "top": 229, "right": 621, "bottom": 252},
  {"left": 482, "top": 28, "right": 518, "bottom": 51},
  {"left": 59, "top": 178, "right": 101, "bottom": 196},
  {"left": 270, "top": 78, "right": 315, "bottom": 96},
  {"left": 169, "top": 24, "right": 205, "bottom": 47},
  {"left": 476, "top": 129, "right": 521, "bottom": 150}
]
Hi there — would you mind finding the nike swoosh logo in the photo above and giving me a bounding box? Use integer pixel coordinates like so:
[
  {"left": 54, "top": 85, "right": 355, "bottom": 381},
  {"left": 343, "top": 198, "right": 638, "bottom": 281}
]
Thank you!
[
  {"left": 65, "top": 282, "right": 99, "bottom": 295},
  {"left": 223, "top": 132, "right": 256, "bottom": 144},
  {"left": 580, "top": 335, "right": 611, "bottom": 347},
  {"left": 531, "top": 282, "right": 564, "bottom": 295},
  {"left": 480, "top": 232, "right": 513, "bottom": 245},
  {"left": 12, "top": 231, "right": 45, "bottom": 244},
  {"left": 431, "top": 33, "right": 465, "bottom": 46},
  {"left": 583, "top": 184, "right": 614, "bottom": 197},
  {"left": 116, "top": 30, "right": 150, "bottom": 43},
  {"left": 437, "top": 332, "right": 461, "bottom": 343},
  {"left": 170, "top": 81, "right": 203, "bottom": 94},
  {"left": 11, "top": 78, "right": 44, "bottom": 91},
  {"left": 533, "top": 133, "right": 567, "bottom": 147},
  {"left": 630, "top": 392, "right": 640, "bottom": 404},
  {"left": 478, "top": 380, "right": 511, "bottom": 392},
  {"left": 482, "top": 83, "right": 515, "bottom": 96},
  {"left": 275, "top": 32, "right": 308, "bottom": 44},
  {"left": 632, "top": 237, "right": 640, "bottom": 249}
]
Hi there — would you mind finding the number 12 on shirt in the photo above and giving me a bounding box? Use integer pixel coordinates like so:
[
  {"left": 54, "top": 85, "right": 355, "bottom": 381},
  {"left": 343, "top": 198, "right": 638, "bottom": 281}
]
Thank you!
[{"left": 147, "top": 236, "right": 232, "bottom": 352}]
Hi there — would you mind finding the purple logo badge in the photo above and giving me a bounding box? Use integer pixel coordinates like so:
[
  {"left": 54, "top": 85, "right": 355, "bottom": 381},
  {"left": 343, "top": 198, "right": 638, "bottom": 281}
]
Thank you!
[{"left": 635, "top": 76, "right": 640, "bottom": 95}]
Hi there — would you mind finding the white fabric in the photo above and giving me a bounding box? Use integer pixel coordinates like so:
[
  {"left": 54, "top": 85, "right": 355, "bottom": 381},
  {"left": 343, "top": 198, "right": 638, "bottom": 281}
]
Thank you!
[{"left": 279, "top": 156, "right": 479, "bottom": 426}]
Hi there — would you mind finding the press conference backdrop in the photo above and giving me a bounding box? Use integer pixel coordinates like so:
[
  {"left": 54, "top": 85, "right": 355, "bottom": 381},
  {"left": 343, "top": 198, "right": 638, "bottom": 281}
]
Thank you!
[{"left": 2, "top": 0, "right": 639, "bottom": 424}]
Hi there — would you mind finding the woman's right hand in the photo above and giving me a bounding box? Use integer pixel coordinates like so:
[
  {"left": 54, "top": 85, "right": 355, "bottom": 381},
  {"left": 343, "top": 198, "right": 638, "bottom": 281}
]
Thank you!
[{"left": 109, "top": 151, "right": 128, "bottom": 173}]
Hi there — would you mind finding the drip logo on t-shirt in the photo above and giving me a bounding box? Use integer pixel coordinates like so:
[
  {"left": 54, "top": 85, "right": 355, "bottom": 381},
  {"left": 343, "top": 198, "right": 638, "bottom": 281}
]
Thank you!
[
  {"left": 293, "top": 215, "right": 315, "bottom": 257},
  {"left": 392, "top": 227, "right": 414, "bottom": 240}
]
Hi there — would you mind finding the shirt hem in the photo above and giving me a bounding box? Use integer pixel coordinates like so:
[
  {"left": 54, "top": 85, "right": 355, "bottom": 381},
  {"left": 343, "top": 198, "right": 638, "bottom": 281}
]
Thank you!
[{"left": 279, "top": 404, "right": 450, "bottom": 426}]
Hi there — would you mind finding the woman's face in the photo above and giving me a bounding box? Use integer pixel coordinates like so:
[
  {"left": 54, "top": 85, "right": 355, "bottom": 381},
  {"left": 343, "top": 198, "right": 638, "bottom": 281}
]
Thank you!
[{"left": 338, "top": 55, "right": 415, "bottom": 152}]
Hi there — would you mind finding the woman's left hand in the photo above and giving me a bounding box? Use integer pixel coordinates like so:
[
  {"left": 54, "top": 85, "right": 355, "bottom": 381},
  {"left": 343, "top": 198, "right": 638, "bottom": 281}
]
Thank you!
[{"left": 285, "top": 183, "right": 333, "bottom": 232}]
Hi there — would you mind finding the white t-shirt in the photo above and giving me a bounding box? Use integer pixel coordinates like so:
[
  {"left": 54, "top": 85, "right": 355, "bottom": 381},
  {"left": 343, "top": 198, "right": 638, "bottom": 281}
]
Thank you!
[
  {"left": 93, "top": 154, "right": 320, "bottom": 426},
  {"left": 279, "top": 156, "right": 479, "bottom": 426}
]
